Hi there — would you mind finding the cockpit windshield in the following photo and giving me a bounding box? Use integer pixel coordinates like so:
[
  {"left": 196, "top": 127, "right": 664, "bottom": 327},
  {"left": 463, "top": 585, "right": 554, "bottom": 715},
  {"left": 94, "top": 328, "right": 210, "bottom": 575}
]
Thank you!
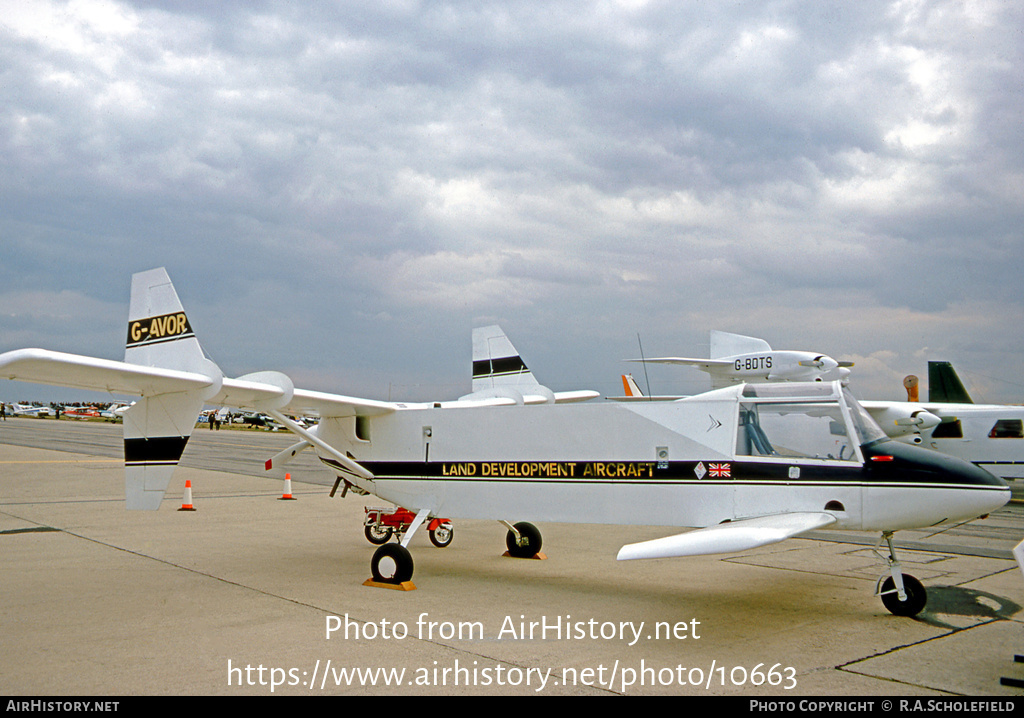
[
  {"left": 842, "top": 388, "right": 889, "bottom": 446},
  {"left": 733, "top": 383, "right": 887, "bottom": 462}
]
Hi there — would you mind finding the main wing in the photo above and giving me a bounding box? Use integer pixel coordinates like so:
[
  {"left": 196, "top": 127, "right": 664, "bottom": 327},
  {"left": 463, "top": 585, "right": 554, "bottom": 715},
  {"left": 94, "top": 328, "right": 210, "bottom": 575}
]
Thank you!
[
  {"left": 626, "top": 356, "right": 735, "bottom": 371},
  {"left": 0, "top": 350, "right": 397, "bottom": 419},
  {"left": 0, "top": 348, "right": 217, "bottom": 397}
]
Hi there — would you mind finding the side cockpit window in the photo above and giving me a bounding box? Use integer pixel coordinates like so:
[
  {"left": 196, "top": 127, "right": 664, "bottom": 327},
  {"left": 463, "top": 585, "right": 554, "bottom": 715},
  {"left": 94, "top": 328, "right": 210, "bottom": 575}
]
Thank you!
[{"left": 736, "top": 402, "right": 857, "bottom": 461}]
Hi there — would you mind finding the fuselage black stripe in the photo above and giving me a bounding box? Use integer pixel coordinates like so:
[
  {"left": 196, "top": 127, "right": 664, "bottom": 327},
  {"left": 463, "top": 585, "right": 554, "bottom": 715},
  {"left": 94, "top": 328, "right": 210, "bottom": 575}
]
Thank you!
[{"left": 320, "top": 457, "right": 1005, "bottom": 489}]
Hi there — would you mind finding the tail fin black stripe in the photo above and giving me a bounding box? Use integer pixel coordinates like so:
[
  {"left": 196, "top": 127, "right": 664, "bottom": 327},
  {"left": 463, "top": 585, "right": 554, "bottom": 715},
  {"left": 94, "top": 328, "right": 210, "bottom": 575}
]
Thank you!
[
  {"left": 124, "top": 436, "right": 190, "bottom": 464},
  {"left": 474, "top": 356, "right": 529, "bottom": 378}
]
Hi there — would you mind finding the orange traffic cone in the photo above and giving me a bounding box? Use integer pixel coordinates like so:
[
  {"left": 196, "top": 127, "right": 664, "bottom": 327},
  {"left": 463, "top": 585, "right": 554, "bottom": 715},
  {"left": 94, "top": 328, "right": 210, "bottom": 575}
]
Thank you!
[
  {"left": 279, "top": 473, "right": 297, "bottom": 501},
  {"left": 178, "top": 480, "right": 196, "bottom": 511}
]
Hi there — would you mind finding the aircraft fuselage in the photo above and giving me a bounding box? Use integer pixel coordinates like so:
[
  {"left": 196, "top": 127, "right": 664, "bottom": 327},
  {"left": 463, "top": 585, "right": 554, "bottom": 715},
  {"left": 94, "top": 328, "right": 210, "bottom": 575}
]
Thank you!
[{"left": 316, "top": 383, "right": 1008, "bottom": 534}]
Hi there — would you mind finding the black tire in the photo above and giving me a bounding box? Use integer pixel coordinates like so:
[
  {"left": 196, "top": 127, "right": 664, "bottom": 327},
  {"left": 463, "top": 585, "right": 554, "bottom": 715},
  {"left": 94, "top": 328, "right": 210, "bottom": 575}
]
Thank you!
[
  {"left": 364, "top": 524, "right": 393, "bottom": 545},
  {"left": 505, "top": 521, "right": 542, "bottom": 558},
  {"left": 429, "top": 523, "right": 454, "bottom": 548},
  {"left": 370, "top": 543, "right": 414, "bottom": 584},
  {"left": 880, "top": 574, "right": 927, "bottom": 617}
]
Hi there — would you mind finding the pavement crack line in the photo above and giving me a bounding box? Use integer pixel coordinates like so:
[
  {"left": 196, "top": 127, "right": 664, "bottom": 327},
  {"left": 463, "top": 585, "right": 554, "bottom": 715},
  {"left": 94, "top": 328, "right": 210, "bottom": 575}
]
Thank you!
[{"left": 835, "top": 616, "right": 1010, "bottom": 695}]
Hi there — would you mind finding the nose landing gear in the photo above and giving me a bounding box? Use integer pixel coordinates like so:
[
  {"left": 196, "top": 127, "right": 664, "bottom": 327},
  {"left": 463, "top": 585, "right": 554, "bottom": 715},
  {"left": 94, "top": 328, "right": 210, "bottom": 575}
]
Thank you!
[{"left": 875, "top": 531, "right": 927, "bottom": 617}]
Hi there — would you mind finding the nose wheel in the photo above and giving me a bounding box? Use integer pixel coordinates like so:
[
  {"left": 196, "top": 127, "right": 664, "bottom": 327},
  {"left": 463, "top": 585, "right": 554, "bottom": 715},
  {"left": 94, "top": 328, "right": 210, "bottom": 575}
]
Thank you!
[{"left": 875, "top": 532, "right": 927, "bottom": 617}]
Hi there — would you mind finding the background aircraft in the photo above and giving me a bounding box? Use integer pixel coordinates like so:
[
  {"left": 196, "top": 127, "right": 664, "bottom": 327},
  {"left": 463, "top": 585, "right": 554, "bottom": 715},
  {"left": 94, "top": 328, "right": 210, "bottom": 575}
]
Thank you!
[
  {"left": 9, "top": 403, "right": 54, "bottom": 418},
  {"left": 861, "top": 362, "right": 1024, "bottom": 480},
  {"left": 621, "top": 338, "right": 1024, "bottom": 481},
  {"left": 629, "top": 330, "right": 854, "bottom": 389}
]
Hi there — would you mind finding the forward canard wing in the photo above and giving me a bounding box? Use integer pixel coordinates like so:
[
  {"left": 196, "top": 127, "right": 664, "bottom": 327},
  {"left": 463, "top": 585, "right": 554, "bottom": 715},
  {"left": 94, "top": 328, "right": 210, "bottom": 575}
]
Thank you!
[{"left": 616, "top": 512, "right": 837, "bottom": 561}]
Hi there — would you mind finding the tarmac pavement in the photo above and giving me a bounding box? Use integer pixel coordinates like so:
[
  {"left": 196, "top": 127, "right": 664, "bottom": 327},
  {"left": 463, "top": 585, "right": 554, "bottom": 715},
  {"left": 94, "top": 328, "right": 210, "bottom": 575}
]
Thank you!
[{"left": 1, "top": 418, "right": 1023, "bottom": 697}]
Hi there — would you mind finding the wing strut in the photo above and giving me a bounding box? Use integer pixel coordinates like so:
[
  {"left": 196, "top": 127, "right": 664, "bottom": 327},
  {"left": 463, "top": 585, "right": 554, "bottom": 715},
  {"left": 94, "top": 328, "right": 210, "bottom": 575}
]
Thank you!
[{"left": 265, "top": 410, "right": 374, "bottom": 481}]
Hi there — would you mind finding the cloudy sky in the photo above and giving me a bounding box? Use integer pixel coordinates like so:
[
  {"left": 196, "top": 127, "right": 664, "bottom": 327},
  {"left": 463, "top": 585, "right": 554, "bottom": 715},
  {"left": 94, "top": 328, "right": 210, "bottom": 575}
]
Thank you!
[{"left": 2, "top": 0, "right": 1023, "bottom": 406}]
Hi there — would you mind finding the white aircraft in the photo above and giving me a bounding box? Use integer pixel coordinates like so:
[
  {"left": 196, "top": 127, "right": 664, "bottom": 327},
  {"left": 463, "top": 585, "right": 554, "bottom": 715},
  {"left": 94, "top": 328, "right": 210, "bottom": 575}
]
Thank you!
[
  {"left": 10, "top": 403, "right": 54, "bottom": 418},
  {"left": 0, "top": 269, "right": 1010, "bottom": 617},
  {"left": 100, "top": 401, "right": 133, "bottom": 421},
  {"left": 860, "top": 362, "right": 1024, "bottom": 481},
  {"left": 630, "top": 330, "right": 854, "bottom": 389}
]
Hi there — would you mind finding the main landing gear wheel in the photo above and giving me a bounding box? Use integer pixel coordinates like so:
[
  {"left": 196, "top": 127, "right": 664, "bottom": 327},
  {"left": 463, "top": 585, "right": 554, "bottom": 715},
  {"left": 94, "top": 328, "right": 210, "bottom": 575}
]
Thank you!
[
  {"left": 505, "top": 521, "right": 542, "bottom": 558},
  {"left": 429, "top": 524, "right": 454, "bottom": 548},
  {"left": 370, "top": 543, "right": 414, "bottom": 584},
  {"left": 880, "top": 574, "right": 927, "bottom": 617},
  {"left": 364, "top": 524, "right": 393, "bottom": 545}
]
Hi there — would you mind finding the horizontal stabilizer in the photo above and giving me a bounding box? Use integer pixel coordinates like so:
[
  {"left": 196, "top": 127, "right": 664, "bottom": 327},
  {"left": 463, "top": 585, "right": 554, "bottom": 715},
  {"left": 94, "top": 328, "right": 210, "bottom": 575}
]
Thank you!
[{"left": 616, "top": 512, "right": 837, "bottom": 560}]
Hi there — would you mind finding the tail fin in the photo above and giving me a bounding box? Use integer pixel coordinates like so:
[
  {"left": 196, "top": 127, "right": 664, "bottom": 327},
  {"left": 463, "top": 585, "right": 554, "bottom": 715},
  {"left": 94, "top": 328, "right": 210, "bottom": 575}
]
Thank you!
[
  {"left": 465, "top": 325, "right": 598, "bottom": 404},
  {"left": 471, "top": 325, "right": 540, "bottom": 393},
  {"left": 122, "top": 268, "right": 221, "bottom": 509},
  {"left": 709, "top": 330, "right": 771, "bottom": 359},
  {"left": 622, "top": 373, "right": 643, "bottom": 397},
  {"left": 125, "top": 268, "right": 209, "bottom": 373},
  {"left": 928, "top": 361, "right": 974, "bottom": 404}
]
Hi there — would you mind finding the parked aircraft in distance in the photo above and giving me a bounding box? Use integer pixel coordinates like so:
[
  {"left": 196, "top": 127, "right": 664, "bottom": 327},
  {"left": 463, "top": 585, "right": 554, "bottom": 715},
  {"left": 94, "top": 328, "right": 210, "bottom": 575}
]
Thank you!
[
  {"left": 63, "top": 406, "right": 101, "bottom": 420},
  {"left": 100, "top": 402, "right": 133, "bottom": 421},
  {"left": 615, "top": 373, "right": 678, "bottom": 401},
  {"left": 0, "top": 270, "right": 1009, "bottom": 616},
  {"left": 629, "top": 330, "right": 854, "bottom": 389},
  {"left": 10, "top": 403, "right": 54, "bottom": 418},
  {"left": 861, "top": 362, "right": 1024, "bottom": 480},
  {"left": 619, "top": 350, "right": 1024, "bottom": 481}
]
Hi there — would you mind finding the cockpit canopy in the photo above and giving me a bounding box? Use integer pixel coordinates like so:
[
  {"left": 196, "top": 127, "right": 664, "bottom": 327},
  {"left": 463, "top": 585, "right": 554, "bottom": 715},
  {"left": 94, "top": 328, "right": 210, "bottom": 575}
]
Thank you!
[{"left": 733, "top": 381, "right": 888, "bottom": 463}]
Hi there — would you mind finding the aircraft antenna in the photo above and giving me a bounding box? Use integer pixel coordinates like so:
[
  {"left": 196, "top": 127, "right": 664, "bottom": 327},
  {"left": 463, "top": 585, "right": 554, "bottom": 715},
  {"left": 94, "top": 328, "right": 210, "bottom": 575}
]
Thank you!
[{"left": 637, "top": 334, "right": 653, "bottom": 401}]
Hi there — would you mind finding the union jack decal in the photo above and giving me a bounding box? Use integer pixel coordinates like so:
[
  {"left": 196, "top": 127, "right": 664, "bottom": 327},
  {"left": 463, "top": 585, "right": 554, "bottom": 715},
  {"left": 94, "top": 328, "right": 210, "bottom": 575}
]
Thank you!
[{"left": 708, "top": 462, "right": 731, "bottom": 478}]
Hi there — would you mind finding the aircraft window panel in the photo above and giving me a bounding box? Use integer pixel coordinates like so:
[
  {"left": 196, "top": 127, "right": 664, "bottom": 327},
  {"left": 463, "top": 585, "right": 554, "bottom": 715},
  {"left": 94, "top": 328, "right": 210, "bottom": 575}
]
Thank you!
[
  {"left": 741, "top": 383, "right": 839, "bottom": 400},
  {"left": 931, "top": 419, "right": 963, "bottom": 439},
  {"left": 989, "top": 419, "right": 1024, "bottom": 439},
  {"left": 355, "top": 415, "right": 371, "bottom": 442},
  {"left": 737, "top": 402, "right": 856, "bottom": 461}
]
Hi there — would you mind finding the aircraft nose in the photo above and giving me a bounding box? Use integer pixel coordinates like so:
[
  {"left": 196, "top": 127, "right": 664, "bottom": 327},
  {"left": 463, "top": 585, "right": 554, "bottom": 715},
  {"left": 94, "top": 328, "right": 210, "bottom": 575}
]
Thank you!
[
  {"left": 865, "top": 439, "right": 1007, "bottom": 486},
  {"left": 861, "top": 439, "right": 1010, "bottom": 529}
]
